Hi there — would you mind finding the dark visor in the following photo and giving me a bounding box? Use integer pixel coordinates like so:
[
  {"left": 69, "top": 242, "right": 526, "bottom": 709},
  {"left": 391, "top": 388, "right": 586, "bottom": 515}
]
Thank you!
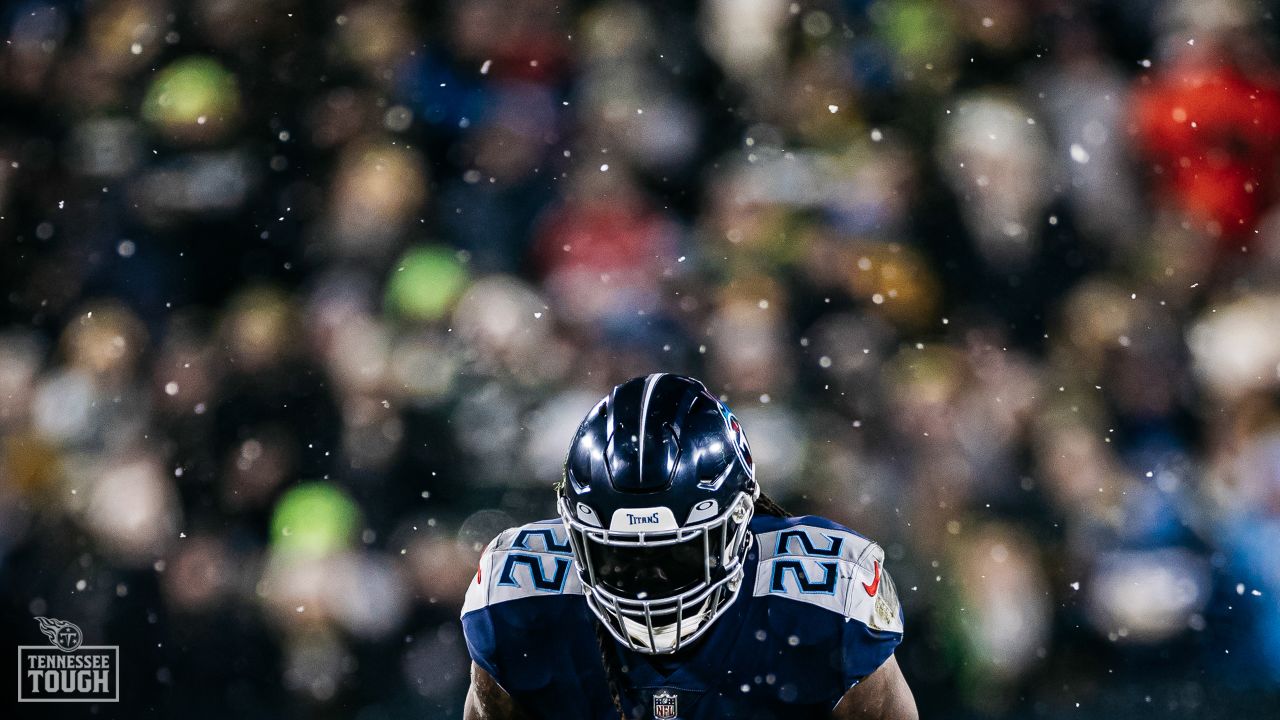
[{"left": 585, "top": 526, "right": 725, "bottom": 598}]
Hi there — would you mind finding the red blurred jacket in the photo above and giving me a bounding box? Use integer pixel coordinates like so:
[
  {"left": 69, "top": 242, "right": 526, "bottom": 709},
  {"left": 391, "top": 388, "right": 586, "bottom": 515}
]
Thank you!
[{"left": 1133, "top": 56, "right": 1280, "bottom": 241}]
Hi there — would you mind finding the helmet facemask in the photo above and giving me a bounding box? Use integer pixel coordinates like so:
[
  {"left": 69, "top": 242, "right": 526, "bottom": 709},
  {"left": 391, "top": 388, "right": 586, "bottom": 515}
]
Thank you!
[{"left": 559, "top": 491, "right": 755, "bottom": 654}]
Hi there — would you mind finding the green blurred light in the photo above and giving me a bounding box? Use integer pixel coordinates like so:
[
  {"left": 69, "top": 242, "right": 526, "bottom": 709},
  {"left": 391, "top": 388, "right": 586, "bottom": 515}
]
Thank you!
[
  {"left": 270, "top": 482, "right": 360, "bottom": 556},
  {"left": 142, "top": 56, "right": 240, "bottom": 134},
  {"left": 880, "top": 0, "right": 956, "bottom": 65},
  {"left": 385, "top": 246, "right": 469, "bottom": 322}
]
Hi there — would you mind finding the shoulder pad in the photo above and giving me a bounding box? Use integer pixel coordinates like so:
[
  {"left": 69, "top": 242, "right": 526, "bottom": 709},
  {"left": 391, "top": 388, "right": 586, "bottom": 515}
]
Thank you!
[
  {"left": 751, "top": 516, "right": 904, "bottom": 634},
  {"left": 461, "top": 520, "right": 583, "bottom": 617}
]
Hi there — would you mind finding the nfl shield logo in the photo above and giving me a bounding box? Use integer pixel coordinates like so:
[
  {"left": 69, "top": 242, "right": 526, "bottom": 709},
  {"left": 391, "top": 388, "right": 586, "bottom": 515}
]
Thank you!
[{"left": 653, "top": 690, "right": 678, "bottom": 719}]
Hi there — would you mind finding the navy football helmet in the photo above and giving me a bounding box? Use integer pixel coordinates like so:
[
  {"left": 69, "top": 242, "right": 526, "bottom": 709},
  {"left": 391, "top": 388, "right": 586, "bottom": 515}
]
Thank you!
[{"left": 558, "top": 374, "right": 759, "bottom": 654}]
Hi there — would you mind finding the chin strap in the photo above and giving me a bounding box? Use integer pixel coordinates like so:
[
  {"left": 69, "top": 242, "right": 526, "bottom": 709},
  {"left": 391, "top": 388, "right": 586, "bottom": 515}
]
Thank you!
[{"left": 618, "top": 599, "right": 712, "bottom": 652}]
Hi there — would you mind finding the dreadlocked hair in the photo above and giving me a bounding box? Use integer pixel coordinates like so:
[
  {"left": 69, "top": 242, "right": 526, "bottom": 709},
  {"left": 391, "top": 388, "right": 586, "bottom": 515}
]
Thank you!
[
  {"left": 754, "top": 491, "right": 792, "bottom": 518},
  {"left": 593, "top": 616, "right": 629, "bottom": 720}
]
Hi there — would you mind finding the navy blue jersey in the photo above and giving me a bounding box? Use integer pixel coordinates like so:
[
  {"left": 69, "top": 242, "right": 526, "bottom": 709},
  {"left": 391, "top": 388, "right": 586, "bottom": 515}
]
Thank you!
[{"left": 460, "top": 514, "right": 904, "bottom": 719}]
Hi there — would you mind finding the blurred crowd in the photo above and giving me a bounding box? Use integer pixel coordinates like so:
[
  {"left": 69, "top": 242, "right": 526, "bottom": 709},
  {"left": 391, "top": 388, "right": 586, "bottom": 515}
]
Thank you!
[{"left": 3, "top": 0, "right": 1280, "bottom": 718}]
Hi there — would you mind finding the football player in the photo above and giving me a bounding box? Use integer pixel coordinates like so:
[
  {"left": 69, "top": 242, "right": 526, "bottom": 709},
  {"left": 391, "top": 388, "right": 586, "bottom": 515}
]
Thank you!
[{"left": 461, "top": 374, "right": 917, "bottom": 719}]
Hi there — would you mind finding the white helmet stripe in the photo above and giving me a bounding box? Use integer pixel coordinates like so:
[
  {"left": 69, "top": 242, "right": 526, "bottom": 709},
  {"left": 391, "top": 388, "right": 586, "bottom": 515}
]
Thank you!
[{"left": 637, "top": 372, "right": 665, "bottom": 482}]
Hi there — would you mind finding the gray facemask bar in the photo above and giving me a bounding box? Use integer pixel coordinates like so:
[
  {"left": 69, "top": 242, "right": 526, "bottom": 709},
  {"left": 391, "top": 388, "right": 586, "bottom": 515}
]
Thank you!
[{"left": 558, "top": 492, "right": 755, "bottom": 653}]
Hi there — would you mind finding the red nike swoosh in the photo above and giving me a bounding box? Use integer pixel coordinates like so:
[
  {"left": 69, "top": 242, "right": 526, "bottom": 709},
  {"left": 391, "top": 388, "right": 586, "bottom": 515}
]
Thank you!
[{"left": 863, "top": 561, "right": 881, "bottom": 596}]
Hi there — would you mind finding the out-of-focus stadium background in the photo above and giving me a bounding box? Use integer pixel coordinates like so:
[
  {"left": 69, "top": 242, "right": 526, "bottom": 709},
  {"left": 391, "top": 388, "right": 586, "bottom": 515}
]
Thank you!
[{"left": 2, "top": 0, "right": 1280, "bottom": 718}]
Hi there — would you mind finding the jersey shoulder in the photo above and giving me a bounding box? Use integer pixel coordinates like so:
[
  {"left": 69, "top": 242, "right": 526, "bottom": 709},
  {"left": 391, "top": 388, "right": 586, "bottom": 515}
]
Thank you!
[
  {"left": 748, "top": 514, "right": 903, "bottom": 635},
  {"left": 461, "top": 519, "right": 582, "bottom": 618},
  {"left": 460, "top": 520, "right": 596, "bottom": 694}
]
